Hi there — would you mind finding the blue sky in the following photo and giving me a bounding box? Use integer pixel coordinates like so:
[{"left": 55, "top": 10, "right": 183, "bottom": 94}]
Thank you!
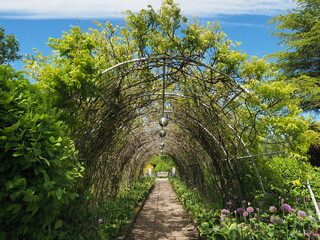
[{"left": 0, "top": 0, "right": 296, "bottom": 70}]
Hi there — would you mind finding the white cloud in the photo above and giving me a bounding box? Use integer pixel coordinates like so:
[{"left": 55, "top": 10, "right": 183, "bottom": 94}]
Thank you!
[{"left": 0, "top": 0, "right": 295, "bottom": 19}]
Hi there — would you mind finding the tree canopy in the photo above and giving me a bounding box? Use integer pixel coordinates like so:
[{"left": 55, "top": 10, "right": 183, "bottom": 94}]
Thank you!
[
  {"left": 270, "top": 0, "right": 320, "bottom": 111},
  {"left": 0, "top": 27, "right": 22, "bottom": 64}
]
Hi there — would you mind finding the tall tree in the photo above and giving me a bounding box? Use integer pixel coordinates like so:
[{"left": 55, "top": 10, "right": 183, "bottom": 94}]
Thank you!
[
  {"left": 270, "top": 0, "right": 320, "bottom": 111},
  {"left": 0, "top": 27, "right": 22, "bottom": 64}
]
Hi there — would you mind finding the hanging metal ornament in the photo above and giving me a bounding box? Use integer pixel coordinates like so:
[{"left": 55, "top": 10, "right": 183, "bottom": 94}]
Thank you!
[
  {"left": 159, "top": 116, "right": 169, "bottom": 127},
  {"left": 160, "top": 142, "right": 165, "bottom": 148},
  {"left": 159, "top": 129, "right": 167, "bottom": 138}
]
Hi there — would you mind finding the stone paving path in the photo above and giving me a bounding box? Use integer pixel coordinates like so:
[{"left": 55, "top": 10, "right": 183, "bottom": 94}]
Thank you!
[{"left": 126, "top": 178, "right": 199, "bottom": 240}]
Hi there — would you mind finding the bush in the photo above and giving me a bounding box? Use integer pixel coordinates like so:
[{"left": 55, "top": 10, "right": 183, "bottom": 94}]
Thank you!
[{"left": 0, "top": 66, "right": 83, "bottom": 239}]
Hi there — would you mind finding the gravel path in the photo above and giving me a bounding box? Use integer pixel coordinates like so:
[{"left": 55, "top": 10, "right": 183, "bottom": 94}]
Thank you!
[{"left": 127, "top": 178, "right": 199, "bottom": 240}]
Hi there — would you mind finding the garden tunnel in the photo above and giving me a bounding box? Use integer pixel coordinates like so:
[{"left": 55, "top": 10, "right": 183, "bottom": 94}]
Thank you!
[{"left": 73, "top": 54, "right": 293, "bottom": 205}]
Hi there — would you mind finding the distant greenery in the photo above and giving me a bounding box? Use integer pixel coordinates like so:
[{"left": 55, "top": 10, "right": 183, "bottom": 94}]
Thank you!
[{"left": 147, "top": 154, "right": 175, "bottom": 173}]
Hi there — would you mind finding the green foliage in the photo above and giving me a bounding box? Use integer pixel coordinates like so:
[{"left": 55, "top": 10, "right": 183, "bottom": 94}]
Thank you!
[
  {"left": 0, "top": 65, "right": 83, "bottom": 239},
  {"left": 147, "top": 154, "right": 175, "bottom": 173},
  {"left": 0, "top": 27, "right": 22, "bottom": 64},
  {"left": 270, "top": 0, "right": 320, "bottom": 111},
  {"left": 61, "top": 177, "right": 155, "bottom": 239}
]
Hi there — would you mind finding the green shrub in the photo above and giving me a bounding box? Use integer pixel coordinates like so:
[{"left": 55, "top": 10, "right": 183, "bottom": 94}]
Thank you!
[{"left": 0, "top": 65, "right": 83, "bottom": 239}]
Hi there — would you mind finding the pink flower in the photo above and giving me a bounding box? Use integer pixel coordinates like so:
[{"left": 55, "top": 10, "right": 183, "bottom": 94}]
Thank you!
[
  {"left": 221, "top": 209, "right": 230, "bottom": 214},
  {"left": 297, "top": 210, "right": 306, "bottom": 217},
  {"left": 270, "top": 216, "right": 276, "bottom": 223},
  {"left": 246, "top": 207, "right": 254, "bottom": 213},
  {"left": 269, "top": 206, "right": 277, "bottom": 212},
  {"left": 98, "top": 218, "right": 103, "bottom": 223},
  {"left": 280, "top": 204, "right": 292, "bottom": 212},
  {"left": 226, "top": 201, "right": 233, "bottom": 206},
  {"left": 243, "top": 211, "right": 249, "bottom": 217},
  {"left": 237, "top": 208, "right": 245, "bottom": 214}
]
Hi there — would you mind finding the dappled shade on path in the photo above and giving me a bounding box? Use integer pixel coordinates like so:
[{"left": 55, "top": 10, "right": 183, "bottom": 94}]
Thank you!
[{"left": 127, "top": 178, "right": 199, "bottom": 240}]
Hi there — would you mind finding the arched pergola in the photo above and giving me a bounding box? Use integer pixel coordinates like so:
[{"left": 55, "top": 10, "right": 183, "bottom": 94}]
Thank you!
[{"left": 74, "top": 54, "right": 289, "bottom": 205}]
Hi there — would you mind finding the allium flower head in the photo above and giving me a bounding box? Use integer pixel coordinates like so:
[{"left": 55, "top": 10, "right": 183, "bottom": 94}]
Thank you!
[
  {"left": 236, "top": 208, "right": 245, "bottom": 214},
  {"left": 280, "top": 203, "right": 292, "bottom": 213},
  {"left": 221, "top": 209, "right": 230, "bottom": 214},
  {"left": 246, "top": 207, "right": 254, "bottom": 213},
  {"left": 226, "top": 201, "right": 233, "bottom": 206},
  {"left": 98, "top": 218, "right": 103, "bottom": 223},
  {"left": 269, "top": 206, "right": 277, "bottom": 212},
  {"left": 297, "top": 210, "right": 307, "bottom": 217},
  {"left": 270, "top": 216, "right": 276, "bottom": 223},
  {"left": 243, "top": 211, "right": 249, "bottom": 217}
]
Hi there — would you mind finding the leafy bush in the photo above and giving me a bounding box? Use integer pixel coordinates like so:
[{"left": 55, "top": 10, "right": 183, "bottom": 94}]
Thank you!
[{"left": 0, "top": 65, "right": 83, "bottom": 239}]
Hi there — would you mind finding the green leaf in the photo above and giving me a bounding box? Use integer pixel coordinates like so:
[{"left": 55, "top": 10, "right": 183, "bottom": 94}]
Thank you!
[
  {"left": 56, "top": 188, "right": 63, "bottom": 200},
  {"left": 49, "top": 136, "right": 55, "bottom": 143},
  {"left": 212, "top": 232, "right": 228, "bottom": 240},
  {"left": 229, "top": 229, "right": 241, "bottom": 240},
  {"left": 55, "top": 219, "right": 63, "bottom": 230}
]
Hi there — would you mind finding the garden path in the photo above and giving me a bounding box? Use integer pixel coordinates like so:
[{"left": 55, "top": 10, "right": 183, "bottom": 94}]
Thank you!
[{"left": 126, "top": 178, "right": 199, "bottom": 240}]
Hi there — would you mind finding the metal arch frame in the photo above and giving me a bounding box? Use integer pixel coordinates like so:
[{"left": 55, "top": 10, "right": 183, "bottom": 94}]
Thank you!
[{"left": 98, "top": 55, "right": 297, "bottom": 194}]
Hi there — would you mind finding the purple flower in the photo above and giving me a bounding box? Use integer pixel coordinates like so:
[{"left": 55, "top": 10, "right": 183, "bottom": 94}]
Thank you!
[
  {"left": 280, "top": 198, "right": 285, "bottom": 203},
  {"left": 233, "top": 194, "right": 238, "bottom": 199},
  {"left": 226, "top": 201, "right": 233, "bottom": 206},
  {"left": 289, "top": 208, "right": 295, "bottom": 213},
  {"left": 270, "top": 216, "right": 284, "bottom": 224},
  {"left": 296, "top": 198, "right": 302, "bottom": 202},
  {"left": 243, "top": 211, "right": 249, "bottom": 217},
  {"left": 98, "top": 218, "right": 103, "bottom": 223},
  {"left": 297, "top": 210, "right": 307, "bottom": 217},
  {"left": 221, "top": 209, "right": 230, "bottom": 214},
  {"left": 276, "top": 218, "right": 284, "bottom": 224},
  {"left": 242, "top": 200, "right": 246, "bottom": 204},
  {"left": 256, "top": 208, "right": 260, "bottom": 212},
  {"left": 304, "top": 197, "right": 310, "bottom": 202},
  {"left": 246, "top": 207, "right": 254, "bottom": 213},
  {"left": 193, "top": 187, "right": 197, "bottom": 191},
  {"left": 270, "top": 216, "right": 276, "bottom": 223},
  {"left": 280, "top": 204, "right": 292, "bottom": 213},
  {"left": 237, "top": 208, "right": 245, "bottom": 214},
  {"left": 269, "top": 206, "right": 277, "bottom": 212}
]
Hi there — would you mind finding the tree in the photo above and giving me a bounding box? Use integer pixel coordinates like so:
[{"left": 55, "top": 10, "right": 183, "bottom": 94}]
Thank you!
[
  {"left": 270, "top": 0, "right": 320, "bottom": 111},
  {"left": 0, "top": 27, "right": 22, "bottom": 64}
]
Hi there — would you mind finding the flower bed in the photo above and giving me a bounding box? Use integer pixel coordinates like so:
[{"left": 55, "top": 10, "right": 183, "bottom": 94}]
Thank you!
[
  {"left": 170, "top": 178, "right": 320, "bottom": 240},
  {"left": 62, "top": 177, "right": 155, "bottom": 239}
]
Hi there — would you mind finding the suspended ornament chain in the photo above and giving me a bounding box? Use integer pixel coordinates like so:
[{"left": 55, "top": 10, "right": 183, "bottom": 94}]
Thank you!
[{"left": 159, "top": 58, "right": 169, "bottom": 153}]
